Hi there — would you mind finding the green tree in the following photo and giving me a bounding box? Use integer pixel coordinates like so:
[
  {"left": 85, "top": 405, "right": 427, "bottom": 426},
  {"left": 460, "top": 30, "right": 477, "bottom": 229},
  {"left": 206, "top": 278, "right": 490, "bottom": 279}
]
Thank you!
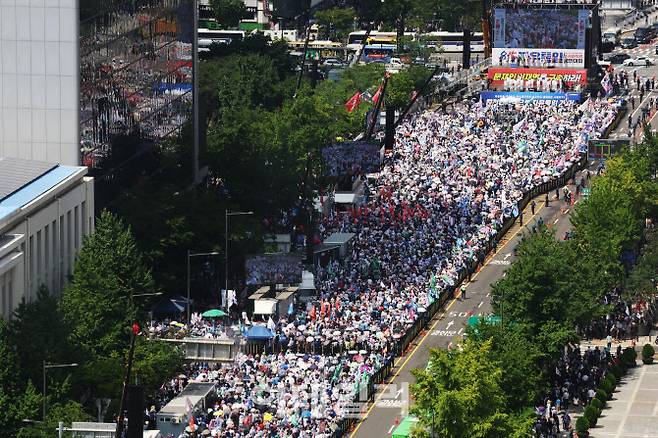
[
  {"left": 9, "top": 286, "right": 76, "bottom": 390},
  {"left": 60, "top": 210, "right": 155, "bottom": 358},
  {"left": 209, "top": 0, "right": 248, "bottom": 29},
  {"left": 491, "top": 229, "right": 609, "bottom": 332},
  {"left": 18, "top": 400, "right": 91, "bottom": 438},
  {"left": 411, "top": 339, "right": 516, "bottom": 438},
  {"left": 314, "top": 7, "right": 355, "bottom": 41},
  {"left": 132, "top": 340, "right": 185, "bottom": 397},
  {"left": 466, "top": 322, "right": 544, "bottom": 411}
]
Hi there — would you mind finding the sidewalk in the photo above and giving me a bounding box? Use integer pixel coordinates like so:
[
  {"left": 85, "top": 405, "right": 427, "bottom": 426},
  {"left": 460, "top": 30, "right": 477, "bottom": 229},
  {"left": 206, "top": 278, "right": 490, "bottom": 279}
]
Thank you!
[{"left": 583, "top": 362, "right": 658, "bottom": 438}]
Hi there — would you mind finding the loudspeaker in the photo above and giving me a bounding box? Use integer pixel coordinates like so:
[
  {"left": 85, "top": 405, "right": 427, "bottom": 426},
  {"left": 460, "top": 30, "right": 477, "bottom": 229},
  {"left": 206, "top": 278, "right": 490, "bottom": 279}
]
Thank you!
[{"left": 127, "top": 385, "right": 144, "bottom": 438}]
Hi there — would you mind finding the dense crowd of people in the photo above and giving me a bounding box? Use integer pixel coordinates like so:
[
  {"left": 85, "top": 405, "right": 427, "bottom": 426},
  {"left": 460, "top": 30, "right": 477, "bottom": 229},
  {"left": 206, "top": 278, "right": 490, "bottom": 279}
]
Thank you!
[
  {"left": 533, "top": 344, "right": 609, "bottom": 437},
  {"left": 156, "top": 96, "right": 618, "bottom": 437}
]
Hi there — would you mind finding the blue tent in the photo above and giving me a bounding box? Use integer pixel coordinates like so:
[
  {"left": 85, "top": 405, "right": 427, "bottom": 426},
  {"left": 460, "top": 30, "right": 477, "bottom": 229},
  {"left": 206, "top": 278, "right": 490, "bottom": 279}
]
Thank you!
[
  {"left": 245, "top": 325, "right": 274, "bottom": 340},
  {"left": 152, "top": 295, "right": 189, "bottom": 315}
]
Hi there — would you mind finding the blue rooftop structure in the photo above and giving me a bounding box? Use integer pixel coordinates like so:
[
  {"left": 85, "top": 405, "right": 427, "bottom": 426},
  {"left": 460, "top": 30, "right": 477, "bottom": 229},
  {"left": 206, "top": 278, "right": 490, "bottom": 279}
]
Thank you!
[{"left": 0, "top": 158, "right": 82, "bottom": 224}]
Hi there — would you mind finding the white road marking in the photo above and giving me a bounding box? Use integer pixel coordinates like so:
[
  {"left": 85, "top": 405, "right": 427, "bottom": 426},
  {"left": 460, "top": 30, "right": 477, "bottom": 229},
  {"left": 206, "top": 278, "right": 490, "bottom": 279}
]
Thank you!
[
  {"left": 478, "top": 301, "right": 483, "bottom": 308},
  {"left": 554, "top": 218, "right": 559, "bottom": 224},
  {"left": 503, "top": 253, "right": 512, "bottom": 260},
  {"left": 388, "top": 424, "right": 396, "bottom": 434},
  {"left": 457, "top": 327, "right": 463, "bottom": 335},
  {"left": 446, "top": 320, "right": 454, "bottom": 329}
]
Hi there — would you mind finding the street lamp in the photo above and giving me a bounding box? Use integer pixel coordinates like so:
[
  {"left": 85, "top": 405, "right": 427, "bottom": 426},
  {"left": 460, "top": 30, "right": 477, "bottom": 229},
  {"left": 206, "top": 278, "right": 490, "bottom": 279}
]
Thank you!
[
  {"left": 43, "top": 361, "right": 78, "bottom": 420},
  {"left": 187, "top": 250, "right": 221, "bottom": 323},
  {"left": 225, "top": 210, "right": 254, "bottom": 311}
]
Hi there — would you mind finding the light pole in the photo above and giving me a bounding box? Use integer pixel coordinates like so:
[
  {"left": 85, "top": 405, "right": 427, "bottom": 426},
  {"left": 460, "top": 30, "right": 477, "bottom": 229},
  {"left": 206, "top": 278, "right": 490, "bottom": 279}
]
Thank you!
[
  {"left": 225, "top": 210, "right": 254, "bottom": 310},
  {"left": 187, "top": 250, "right": 221, "bottom": 323},
  {"left": 43, "top": 362, "right": 78, "bottom": 420},
  {"left": 115, "top": 291, "right": 161, "bottom": 437}
]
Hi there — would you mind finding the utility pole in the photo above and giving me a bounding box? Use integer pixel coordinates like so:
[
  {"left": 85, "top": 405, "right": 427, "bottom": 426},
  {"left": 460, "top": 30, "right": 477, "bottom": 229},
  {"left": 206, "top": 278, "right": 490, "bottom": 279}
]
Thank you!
[{"left": 365, "top": 73, "right": 391, "bottom": 140}]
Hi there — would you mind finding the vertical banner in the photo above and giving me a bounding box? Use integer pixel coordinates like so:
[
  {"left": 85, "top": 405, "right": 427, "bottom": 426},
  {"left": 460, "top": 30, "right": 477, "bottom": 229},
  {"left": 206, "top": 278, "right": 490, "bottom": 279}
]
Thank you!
[
  {"left": 493, "top": 9, "right": 506, "bottom": 48},
  {"left": 578, "top": 10, "right": 589, "bottom": 50}
]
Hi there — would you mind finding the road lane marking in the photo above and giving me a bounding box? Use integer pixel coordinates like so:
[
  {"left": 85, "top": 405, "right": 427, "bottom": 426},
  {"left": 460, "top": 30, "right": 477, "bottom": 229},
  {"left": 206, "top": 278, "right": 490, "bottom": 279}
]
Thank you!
[
  {"left": 554, "top": 218, "right": 559, "bottom": 224},
  {"left": 478, "top": 301, "right": 483, "bottom": 308},
  {"left": 348, "top": 197, "right": 551, "bottom": 437},
  {"left": 388, "top": 424, "right": 396, "bottom": 434}
]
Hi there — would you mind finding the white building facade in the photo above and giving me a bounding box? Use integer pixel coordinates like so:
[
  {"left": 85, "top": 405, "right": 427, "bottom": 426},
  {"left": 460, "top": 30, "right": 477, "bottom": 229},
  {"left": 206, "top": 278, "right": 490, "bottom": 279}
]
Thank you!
[
  {"left": 0, "top": 157, "right": 93, "bottom": 319},
  {"left": 0, "top": 0, "right": 80, "bottom": 166}
]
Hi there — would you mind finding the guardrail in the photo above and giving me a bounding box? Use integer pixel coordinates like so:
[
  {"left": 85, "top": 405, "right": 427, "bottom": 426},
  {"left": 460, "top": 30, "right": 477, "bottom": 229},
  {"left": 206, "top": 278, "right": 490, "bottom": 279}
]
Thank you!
[{"left": 160, "top": 337, "right": 238, "bottom": 362}]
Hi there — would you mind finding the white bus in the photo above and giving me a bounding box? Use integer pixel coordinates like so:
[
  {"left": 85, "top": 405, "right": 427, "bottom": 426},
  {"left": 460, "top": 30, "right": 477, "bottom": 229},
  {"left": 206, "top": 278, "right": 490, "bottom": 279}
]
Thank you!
[
  {"left": 197, "top": 28, "right": 245, "bottom": 51},
  {"left": 423, "top": 31, "right": 485, "bottom": 53},
  {"left": 347, "top": 30, "right": 417, "bottom": 50}
]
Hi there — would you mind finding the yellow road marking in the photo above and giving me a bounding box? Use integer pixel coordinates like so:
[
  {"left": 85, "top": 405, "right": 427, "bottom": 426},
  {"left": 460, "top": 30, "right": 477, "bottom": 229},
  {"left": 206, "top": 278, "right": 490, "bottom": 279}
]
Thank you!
[{"left": 349, "top": 199, "right": 551, "bottom": 437}]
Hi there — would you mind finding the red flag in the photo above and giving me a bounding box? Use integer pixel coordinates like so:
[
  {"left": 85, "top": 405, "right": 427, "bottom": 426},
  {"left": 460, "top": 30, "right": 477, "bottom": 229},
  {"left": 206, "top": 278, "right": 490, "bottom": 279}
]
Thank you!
[
  {"left": 372, "top": 84, "right": 384, "bottom": 105},
  {"left": 345, "top": 91, "right": 362, "bottom": 113}
]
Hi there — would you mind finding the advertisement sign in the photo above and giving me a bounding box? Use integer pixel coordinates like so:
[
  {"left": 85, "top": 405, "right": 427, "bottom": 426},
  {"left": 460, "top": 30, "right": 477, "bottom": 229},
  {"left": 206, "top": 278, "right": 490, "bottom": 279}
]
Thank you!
[
  {"left": 493, "top": 9, "right": 506, "bottom": 47},
  {"left": 479, "top": 91, "right": 581, "bottom": 103},
  {"left": 488, "top": 68, "right": 587, "bottom": 86},
  {"left": 492, "top": 48, "right": 585, "bottom": 68},
  {"left": 322, "top": 141, "right": 384, "bottom": 177},
  {"left": 245, "top": 254, "right": 303, "bottom": 286},
  {"left": 492, "top": 8, "right": 586, "bottom": 50}
]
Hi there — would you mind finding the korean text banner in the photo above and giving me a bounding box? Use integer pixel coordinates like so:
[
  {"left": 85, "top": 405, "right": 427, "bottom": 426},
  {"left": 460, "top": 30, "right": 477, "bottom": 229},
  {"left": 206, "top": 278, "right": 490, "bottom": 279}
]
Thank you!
[
  {"left": 492, "top": 8, "right": 586, "bottom": 50},
  {"left": 488, "top": 68, "right": 587, "bottom": 86},
  {"left": 492, "top": 48, "right": 585, "bottom": 68},
  {"left": 479, "top": 91, "right": 581, "bottom": 103}
]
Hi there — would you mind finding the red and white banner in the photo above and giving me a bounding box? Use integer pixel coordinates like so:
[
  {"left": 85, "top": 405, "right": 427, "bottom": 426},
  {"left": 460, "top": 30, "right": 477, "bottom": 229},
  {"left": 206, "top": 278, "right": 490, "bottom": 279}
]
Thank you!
[{"left": 487, "top": 68, "right": 587, "bottom": 87}]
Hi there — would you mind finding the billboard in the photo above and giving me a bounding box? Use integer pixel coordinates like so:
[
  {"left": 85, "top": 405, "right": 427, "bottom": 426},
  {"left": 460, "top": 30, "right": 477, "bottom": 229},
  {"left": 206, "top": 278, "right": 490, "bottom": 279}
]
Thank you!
[
  {"left": 245, "top": 254, "right": 303, "bottom": 286},
  {"left": 493, "top": 8, "right": 588, "bottom": 50},
  {"left": 492, "top": 48, "right": 585, "bottom": 68},
  {"left": 322, "top": 141, "right": 384, "bottom": 177},
  {"left": 488, "top": 68, "right": 587, "bottom": 87},
  {"left": 587, "top": 139, "right": 629, "bottom": 159},
  {"left": 479, "top": 91, "right": 581, "bottom": 103}
]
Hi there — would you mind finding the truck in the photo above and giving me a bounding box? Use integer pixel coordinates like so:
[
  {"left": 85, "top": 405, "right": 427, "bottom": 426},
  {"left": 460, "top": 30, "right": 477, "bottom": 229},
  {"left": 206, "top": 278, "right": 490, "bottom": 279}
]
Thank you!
[{"left": 603, "top": 27, "right": 621, "bottom": 45}]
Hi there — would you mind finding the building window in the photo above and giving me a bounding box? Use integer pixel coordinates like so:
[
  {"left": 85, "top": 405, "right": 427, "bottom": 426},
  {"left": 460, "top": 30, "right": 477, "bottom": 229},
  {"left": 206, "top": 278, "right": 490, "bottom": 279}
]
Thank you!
[
  {"left": 67, "top": 211, "right": 72, "bottom": 276},
  {"left": 29, "top": 235, "right": 34, "bottom": 296},
  {"left": 37, "top": 230, "right": 42, "bottom": 287},
  {"left": 74, "top": 206, "right": 80, "bottom": 252},
  {"left": 45, "top": 225, "right": 50, "bottom": 288}
]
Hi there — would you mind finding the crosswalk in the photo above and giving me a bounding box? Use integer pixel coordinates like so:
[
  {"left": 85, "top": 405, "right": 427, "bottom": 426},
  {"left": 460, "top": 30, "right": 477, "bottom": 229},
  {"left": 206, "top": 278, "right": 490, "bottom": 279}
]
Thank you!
[{"left": 627, "top": 44, "right": 656, "bottom": 57}]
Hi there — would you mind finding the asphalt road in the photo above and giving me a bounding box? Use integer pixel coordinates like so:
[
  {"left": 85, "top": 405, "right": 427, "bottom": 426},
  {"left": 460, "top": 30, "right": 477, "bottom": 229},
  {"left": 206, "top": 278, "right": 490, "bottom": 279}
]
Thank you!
[{"left": 349, "top": 170, "right": 591, "bottom": 438}]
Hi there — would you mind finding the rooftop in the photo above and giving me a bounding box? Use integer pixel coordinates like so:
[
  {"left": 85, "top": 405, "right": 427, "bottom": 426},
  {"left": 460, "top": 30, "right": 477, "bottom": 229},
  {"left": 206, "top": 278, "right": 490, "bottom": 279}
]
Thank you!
[{"left": 0, "top": 157, "right": 85, "bottom": 225}]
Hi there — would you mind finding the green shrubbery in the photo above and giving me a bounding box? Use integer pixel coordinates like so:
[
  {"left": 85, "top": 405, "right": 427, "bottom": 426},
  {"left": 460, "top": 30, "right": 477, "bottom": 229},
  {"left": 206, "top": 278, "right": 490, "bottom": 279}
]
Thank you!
[
  {"left": 576, "top": 416, "right": 590, "bottom": 435},
  {"left": 642, "top": 344, "right": 655, "bottom": 364}
]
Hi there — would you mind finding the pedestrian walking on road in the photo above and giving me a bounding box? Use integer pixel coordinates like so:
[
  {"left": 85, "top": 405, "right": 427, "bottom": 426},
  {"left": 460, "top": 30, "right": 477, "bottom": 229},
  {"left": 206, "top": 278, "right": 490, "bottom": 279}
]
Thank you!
[
  {"left": 555, "top": 188, "right": 560, "bottom": 200},
  {"left": 460, "top": 285, "right": 467, "bottom": 300},
  {"left": 628, "top": 114, "right": 633, "bottom": 129},
  {"left": 531, "top": 200, "right": 536, "bottom": 215},
  {"left": 631, "top": 97, "right": 635, "bottom": 109},
  {"left": 545, "top": 193, "right": 549, "bottom": 207},
  {"left": 519, "top": 210, "right": 523, "bottom": 226}
]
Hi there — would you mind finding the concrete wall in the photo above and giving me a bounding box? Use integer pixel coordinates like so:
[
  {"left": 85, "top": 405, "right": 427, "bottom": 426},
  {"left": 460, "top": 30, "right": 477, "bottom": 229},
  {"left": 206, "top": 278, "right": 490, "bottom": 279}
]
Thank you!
[{"left": 0, "top": 172, "right": 94, "bottom": 319}]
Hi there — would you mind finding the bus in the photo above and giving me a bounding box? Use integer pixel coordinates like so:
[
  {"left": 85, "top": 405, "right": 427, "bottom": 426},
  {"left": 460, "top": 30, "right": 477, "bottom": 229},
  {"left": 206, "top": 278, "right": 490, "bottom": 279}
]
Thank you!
[
  {"left": 423, "top": 31, "right": 484, "bottom": 53},
  {"left": 347, "top": 31, "right": 416, "bottom": 50},
  {"left": 362, "top": 44, "right": 396, "bottom": 63},
  {"left": 287, "top": 40, "right": 349, "bottom": 60},
  {"left": 197, "top": 28, "right": 245, "bottom": 51}
]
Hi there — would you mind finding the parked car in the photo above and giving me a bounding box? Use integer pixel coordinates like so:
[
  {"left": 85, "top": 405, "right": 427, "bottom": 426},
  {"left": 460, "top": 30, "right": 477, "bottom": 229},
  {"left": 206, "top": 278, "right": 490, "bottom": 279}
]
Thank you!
[
  {"left": 320, "top": 58, "right": 345, "bottom": 68},
  {"left": 623, "top": 56, "right": 654, "bottom": 66},
  {"left": 621, "top": 37, "right": 638, "bottom": 49},
  {"left": 608, "top": 52, "right": 631, "bottom": 64}
]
